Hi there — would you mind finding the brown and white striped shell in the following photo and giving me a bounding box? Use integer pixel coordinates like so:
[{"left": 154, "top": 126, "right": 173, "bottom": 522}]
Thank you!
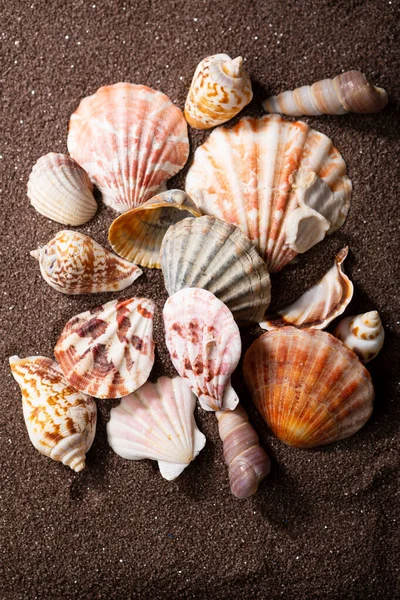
[
  {"left": 27, "top": 153, "right": 97, "bottom": 226},
  {"left": 54, "top": 298, "right": 155, "bottom": 399},
  {"left": 184, "top": 54, "right": 253, "bottom": 129},
  {"left": 108, "top": 190, "right": 201, "bottom": 269},
  {"left": 9, "top": 355, "right": 97, "bottom": 472},
  {"left": 68, "top": 83, "right": 189, "bottom": 213},
  {"left": 160, "top": 216, "right": 271, "bottom": 324},
  {"left": 163, "top": 288, "right": 241, "bottom": 412},
  {"left": 31, "top": 230, "right": 142, "bottom": 295},
  {"left": 243, "top": 327, "right": 374, "bottom": 448}
]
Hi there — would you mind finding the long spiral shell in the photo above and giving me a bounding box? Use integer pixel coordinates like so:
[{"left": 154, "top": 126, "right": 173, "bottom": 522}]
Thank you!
[
  {"left": 263, "top": 70, "right": 388, "bottom": 116},
  {"left": 216, "top": 404, "right": 270, "bottom": 499}
]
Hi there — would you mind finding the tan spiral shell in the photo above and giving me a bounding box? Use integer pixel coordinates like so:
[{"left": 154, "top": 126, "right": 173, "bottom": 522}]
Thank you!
[{"left": 334, "top": 311, "right": 385, "bottom": 363}]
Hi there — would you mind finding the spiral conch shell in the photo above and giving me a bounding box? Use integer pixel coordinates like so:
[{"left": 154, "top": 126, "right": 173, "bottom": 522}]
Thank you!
[
  {"left": 163, "top": 288, "right": 241, "bottom": 412},
  {"left": 186, "top": 114, "right": 352, "bottom": 272},
  {"left": 9, "top": 356, "right": 97, "bottom": 472},
  {"left": 108, "top": 190, "right": 201, "bottom": 269},
  {"left": 30, "top": 230, "right": 142, "bottom": 295},
  {"left": 27, "top": 153, "right": 97, "bottom": 226},
  {"left": 243, "top": 328, "right": 374, "bottom": 449},
  {"left": 216, "top": 404, "right": 270, "bottom": 499},
  {"left": 107, "top": 377, "right": 206, "bottom": 480},
  {"left": 68, "top": 82, "right": 189, "bottom": 213},
  {"left": 55, "top": 298, "right": 155, "bottom": 399},
  {"left": 260, "top": 247, "right": 353, "bottom": 330},
  {"left": 334, "top": 311, "right": 384, "bottom": 363},
  {"left": 263, "top": 70, "right": 388, "bottom": 116},
  {"left": 184, "top": 54, "right": 253, "bottom": 129}
]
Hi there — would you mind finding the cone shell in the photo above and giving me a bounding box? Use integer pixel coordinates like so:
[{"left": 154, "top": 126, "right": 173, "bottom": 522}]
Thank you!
[
  {"left": 30, "top": 230, "right": 143, "bottom": 295},
  {"left": 186, "top": 114, "right": 352, "bottom": 272},
  {"left": 263, "top": 70, "right": 388, "bottom": 116},
  {"left": 163, "top": 288, "right": 241, "bottom": 412},
  {"left": 334, "top": 311, "right": 384, "bottom": 363},
  {"left": 9, "top": 356, "right": 97, "bottom": 472},
  {"left": 261, "top": 247, "right": 353, "bottom": 330},
  {"left": 27, "top": 153, "right": 97, "bottom": 226},
  {"left": 216, "top": 403, "right": 270, "bottom": 499},
  {"left": 160, "top": 216, "right": 271, "bottom": 324},
  {"left": 108, "top": 190, "right": 201, "bottom": 269},
  {"left": 107, "top": 376, "right": 206, "bottom": 480},
  {"left": 243, "top": 328, "right": 374, "bottom": 449},
  {"left": 54, "top": 298, "right": 155, "bottom": 399},
  {"left": 67, "top": 83, "right": 189, "bottom": 213},
  {"left": 184, "top": 54, "right": 253, "bottom": 129}
]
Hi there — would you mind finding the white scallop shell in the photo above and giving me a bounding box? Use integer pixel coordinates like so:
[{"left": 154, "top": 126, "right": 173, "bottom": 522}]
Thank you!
[
  {"left": 163, "top": 288, "right": 241, "bottom": 412},
  {"left": 107, "top": 376, "right": 206, "bottom": 480},
  {"left": 334, "top": 311, "right": 384, "bottom": 363},
  {"left": 27, "top": 153, "right": 97, "bottom": 226}
]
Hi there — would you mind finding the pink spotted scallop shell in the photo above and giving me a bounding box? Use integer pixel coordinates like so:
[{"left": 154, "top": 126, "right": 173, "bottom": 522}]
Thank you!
[
  {"left": 68, "top": 83, "right": 189, "bottom": 213},
  {"left": 163, "top": 288, "right": 241, "bottom": 412}
]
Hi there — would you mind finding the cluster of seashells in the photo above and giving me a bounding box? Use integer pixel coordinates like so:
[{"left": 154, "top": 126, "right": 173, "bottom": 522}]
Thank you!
[{"left": 10, "top": 55, "right": 387, "bottom": 500}]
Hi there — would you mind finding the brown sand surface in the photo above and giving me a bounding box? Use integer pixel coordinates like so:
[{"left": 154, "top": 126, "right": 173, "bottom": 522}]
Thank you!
[{"left": 1, "top": 1, "right": 399, "bottom": 598}]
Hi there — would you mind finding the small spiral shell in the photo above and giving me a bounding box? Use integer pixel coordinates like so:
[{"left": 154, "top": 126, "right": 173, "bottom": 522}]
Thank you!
[
  {"left": 263, "top": 70, "right": 388, "bottom": 116},
  {"left": 216, "top": 404, "right": 270, "bottom": 499},
  {"left": 334, "top": 311, "right": 384, "bottom": 363}
]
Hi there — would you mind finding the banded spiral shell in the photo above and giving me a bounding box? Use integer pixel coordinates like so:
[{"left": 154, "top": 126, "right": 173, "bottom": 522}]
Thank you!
[
  {"left": 31, "top": 230, "right": 142, "bottom": 295},
  {"left": 216, "top": 403, "right": 270, "bottom": 499},
  {"left": 160, "top": 215, "right": 271, "bottom": 324},
  {"left": 68, "top": 82, "right": 189, "bottom": 213},
  {"left": 27, "top": 153, "right": 97, "bottom": 226},
  {"left": 263, "top": 70, "right": 388, "bottom": 116},
  {"left": 107, "top": 377, "right": 206, "bottom": 480},
  {"left": 184, "top": 54, "right": 253, "bottom": 129},
  {"left": 55, "top": 298, "right": 155, "bottom": 399},
  {"left": 334, "top": 311, "right": 384, "bottom": 363},
  {"left": 261, "top": 247, "right": 353, "bottom": 330},
  {"left": 108, "top": 190, "right": 201, "bottom": 269},
  {"left": 186, "top": 114, "right": 352, "bottom": 272},
  {"left": 243, "top": 328, "right": 374, "bottom": 448},
  {"left": 163, "top": 288, "right": 241, "bottom": 412},
  {"left": 9, "top": 356, "right": 97, "bottom": 472}
]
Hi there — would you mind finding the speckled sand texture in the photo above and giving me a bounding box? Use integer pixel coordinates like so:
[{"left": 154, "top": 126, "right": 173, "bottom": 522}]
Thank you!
[{"left": 1, "top": 1, "right": 400, "bottom": 598}]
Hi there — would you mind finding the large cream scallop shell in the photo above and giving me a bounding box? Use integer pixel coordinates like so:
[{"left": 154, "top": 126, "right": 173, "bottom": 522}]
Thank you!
[
  {"left": 54, "top": 298, "right": 155, "bottom": 399},
  {"left": 9, "top": 356, "right": 97, "bottom": 472},
  {"left": 334, "top": 311, "right": 385, "bottom": 363},
  {"left": 108, "top": 190, "right": 201, "bottom": 269},
  {"left": 184, "top": 54, "right": 253, "bottom": 129},
  {"left": 107, "top": 376, "right": 206, "bottom": 480},
  {"left": 186, "top": 114, "right": 352, "bottom": 272},
  {"left": 243, "top": 328, "right": 374, "bottom": 448},
  {"left": 163, "top": 288, "right": 241, "bottom": 412},
  {"left": 27, "top": 153, "right": 97, "bottom": 226},
  {"left": 160, "top": 216, "right": 271, "bottom": 324},
  {"left": 67, "top": 83, "right": 189, "bottom": 213},
  {"left": 260, "top": 247, "right": 353, "bottom": 330},
  {"left": 30, "top": 230, "right": 142, "bottom": 295}
]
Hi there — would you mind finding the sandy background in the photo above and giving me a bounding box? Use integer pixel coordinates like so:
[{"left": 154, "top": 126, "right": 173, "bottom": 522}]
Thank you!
[{"left": 1, "top": 1, "right": 399, "bottom": 598}]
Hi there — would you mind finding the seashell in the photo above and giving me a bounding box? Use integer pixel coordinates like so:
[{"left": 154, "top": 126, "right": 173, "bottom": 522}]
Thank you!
[
  {"left": 9, "top": 355, "right": 97, "bottom": 472},
  {"left": 107, "top": 376, "right": 206, "bottom": 480},
  {"left": 260, "top": 247, "right": 353, "bottom": 330},
  {"left": 160, "top": 215, "right": 271, "bottom": 324},
  {"left": 67, "top": 82, "right": 189, "bottom": 213},
  {"left": 334, "top": 311, "right": 384, "bottom": 363},
  {"left": 263, "top": 70, "right": 388, "bottom": 116},
  {"left": 243, "top": 327, "right": 374, "bottom": 449},
  {"left": 184, "top": 54, "right": 253, "bottom": 129},
  {"left": 185, "top": 114, "right": 352, "bottom": 272},
  {"left": 27, "top": 153, "right": 97, "bottom": 226},
  {"left": 163, "top": 288, "right": 241, "bottom": 412},
  {"left": 54, "top": 298, "right": 155, "bottom": 399},
  {"left": 108, "top": 190, "right": 201, "bottom": 269},
  {"left": 215, "top": 403, "right": 270, "bottom": 499},
  {"left": 30, "top": 230, "right": 142, "bottom": 295}
]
